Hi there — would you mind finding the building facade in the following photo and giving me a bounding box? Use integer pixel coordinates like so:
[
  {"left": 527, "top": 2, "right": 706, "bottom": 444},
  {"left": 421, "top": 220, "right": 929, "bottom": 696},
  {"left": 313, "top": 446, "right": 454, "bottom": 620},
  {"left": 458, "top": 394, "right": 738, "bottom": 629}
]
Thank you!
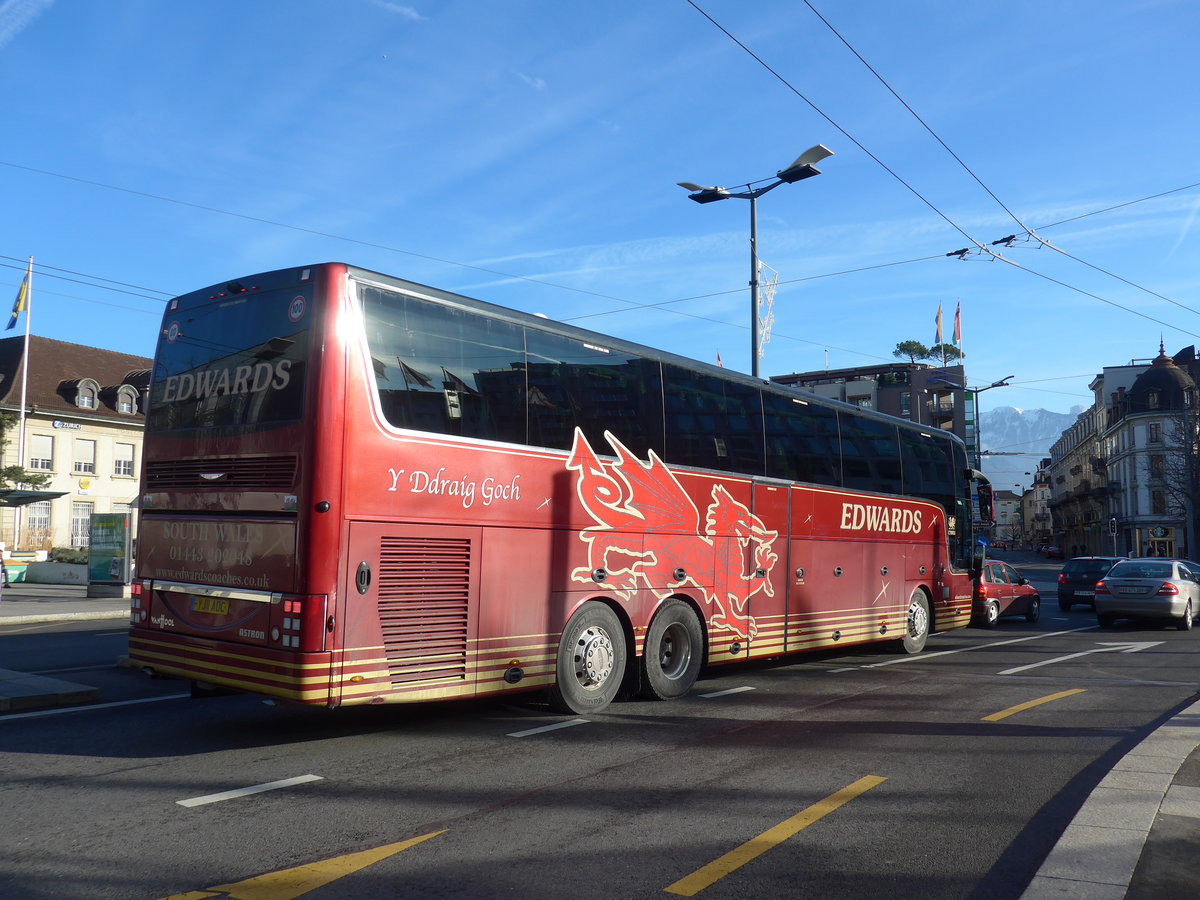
[
  {"left": 1047, "top": 344, "right": 1198, "bottom": 559},
  {"left": 1102, "top": 346, "right": 1197, "bottom": 558},
  {"left": 0, "top": 336, "right": 150, "bottom": 551}
]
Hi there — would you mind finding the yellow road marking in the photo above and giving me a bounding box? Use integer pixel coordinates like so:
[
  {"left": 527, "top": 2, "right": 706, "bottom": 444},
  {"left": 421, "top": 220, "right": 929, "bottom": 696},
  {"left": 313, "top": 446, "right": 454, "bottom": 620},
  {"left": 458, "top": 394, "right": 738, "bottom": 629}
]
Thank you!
[
  {"left": 663, "top": 775, "right": 886, "bottom": 896},
  {"left": 158, "top": 830, "right": 444, "bottom": 900},
  {"left": 0, "top": 622, "right": 67, "bottom": 634},
  {"left": 983, "top": 689, "right": 1087, "bottom": 722}
]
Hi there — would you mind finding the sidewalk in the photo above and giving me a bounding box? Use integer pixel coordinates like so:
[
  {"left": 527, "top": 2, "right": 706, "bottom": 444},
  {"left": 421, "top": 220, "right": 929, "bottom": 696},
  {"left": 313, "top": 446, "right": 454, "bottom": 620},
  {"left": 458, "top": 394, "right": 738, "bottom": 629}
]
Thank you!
[
  {"left": 0, "top": 581, "right": 127, "bottom": 713},
  {"left": 0, "top": 581, "right": 129, "bottom": 625}
]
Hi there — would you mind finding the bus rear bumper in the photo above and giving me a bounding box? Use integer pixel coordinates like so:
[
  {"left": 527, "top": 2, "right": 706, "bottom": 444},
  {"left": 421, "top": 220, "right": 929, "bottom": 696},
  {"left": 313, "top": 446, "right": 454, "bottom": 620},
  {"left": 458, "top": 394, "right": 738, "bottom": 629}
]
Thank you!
[{"left": 128, "top": 628, "right": 335, "bottom": 706}]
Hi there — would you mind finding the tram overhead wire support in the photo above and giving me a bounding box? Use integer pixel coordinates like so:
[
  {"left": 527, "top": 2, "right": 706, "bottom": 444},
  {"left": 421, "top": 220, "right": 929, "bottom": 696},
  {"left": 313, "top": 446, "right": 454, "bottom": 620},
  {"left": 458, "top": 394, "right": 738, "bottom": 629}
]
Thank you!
[{"left": 677, "top": 144, "right": 834, "bottom": 380}]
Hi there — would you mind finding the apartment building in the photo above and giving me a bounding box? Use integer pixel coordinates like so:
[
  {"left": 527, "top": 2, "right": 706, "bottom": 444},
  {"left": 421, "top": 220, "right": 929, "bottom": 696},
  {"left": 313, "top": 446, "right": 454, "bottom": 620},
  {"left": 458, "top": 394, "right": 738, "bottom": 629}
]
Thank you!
[{"left": 0, "top": 335, "right": 151, "bottom": 551}]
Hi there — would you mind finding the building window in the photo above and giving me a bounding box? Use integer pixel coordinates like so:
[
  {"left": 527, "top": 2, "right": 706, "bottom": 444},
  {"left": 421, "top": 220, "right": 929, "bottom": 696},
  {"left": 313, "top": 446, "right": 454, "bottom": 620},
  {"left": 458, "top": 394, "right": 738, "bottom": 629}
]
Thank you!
[
  {"left": 71, "top": 501, "right": 94, "bottom": 548},
  {"left": 1150, "top": 455, "right": 1165, "bottom": 478},
  {"left": 1148, "top": 391, "right": 1159, "bottom": 410},
  {"left": 1152, "top": 491, "right": 1167, "bottom": 515},
  {"left": 114, "top": 443, "right": 135, "bottom": 477},
  {"left": 1149, "top": 422, "right": 1162, "bottom": 443},
  {"left": 899, "top": 391, "right": 911, "bottom": 416},
  {"left": 26, "top": 500, "right": 50, "bottom": 537},
  {"left": 28, "top": 433, "right": 53, "bottom": 471},
  {"left": 74, "top": 438, "right": 96, "bottom": 474},
  {"left": 116, "top": 386, "right": 138, "bottom": 414}
]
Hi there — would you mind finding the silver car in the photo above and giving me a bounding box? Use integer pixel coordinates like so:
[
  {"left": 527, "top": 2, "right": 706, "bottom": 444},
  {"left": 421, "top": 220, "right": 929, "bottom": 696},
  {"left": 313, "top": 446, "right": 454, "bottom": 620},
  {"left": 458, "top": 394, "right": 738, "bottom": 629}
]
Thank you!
[{"left": 1094, "top": 559, "right": 1200, "bottom": 630}]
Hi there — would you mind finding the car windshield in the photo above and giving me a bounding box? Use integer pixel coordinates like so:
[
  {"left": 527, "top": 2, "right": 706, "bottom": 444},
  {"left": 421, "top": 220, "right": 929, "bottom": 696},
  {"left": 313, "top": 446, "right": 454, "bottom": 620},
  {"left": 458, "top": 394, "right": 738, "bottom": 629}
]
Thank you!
[{"left": 1107, "top": 561, "right": 1174, "bottom": 579}]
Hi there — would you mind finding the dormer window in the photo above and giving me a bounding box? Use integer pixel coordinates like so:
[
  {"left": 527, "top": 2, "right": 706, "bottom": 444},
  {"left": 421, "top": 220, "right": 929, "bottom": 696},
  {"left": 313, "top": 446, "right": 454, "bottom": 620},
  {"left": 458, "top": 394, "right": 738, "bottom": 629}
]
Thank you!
[
  {"left": 116, "top": 385, "right": 138, "bottom": 414},
  {"left": 1147, "top": 390, "right": 1159, "bottom": 410},
  {"left": 74, "top": 378, "right": 101, "bottom": 410}
]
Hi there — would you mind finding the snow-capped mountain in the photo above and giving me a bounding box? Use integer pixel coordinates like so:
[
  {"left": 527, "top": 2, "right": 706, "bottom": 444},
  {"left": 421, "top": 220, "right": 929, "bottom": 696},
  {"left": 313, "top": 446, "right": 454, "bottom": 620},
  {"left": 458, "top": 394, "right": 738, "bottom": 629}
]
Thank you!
[{"left": 979, "top": 405, "right": 1084, "bottom": 491}]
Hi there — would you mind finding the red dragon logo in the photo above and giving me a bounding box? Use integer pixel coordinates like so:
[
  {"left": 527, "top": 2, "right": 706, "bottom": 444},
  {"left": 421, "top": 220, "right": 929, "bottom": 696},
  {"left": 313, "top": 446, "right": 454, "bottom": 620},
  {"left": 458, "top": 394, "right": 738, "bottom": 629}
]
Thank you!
[{"left": 566, "top": 429, "right": 778, "bottom": 640}]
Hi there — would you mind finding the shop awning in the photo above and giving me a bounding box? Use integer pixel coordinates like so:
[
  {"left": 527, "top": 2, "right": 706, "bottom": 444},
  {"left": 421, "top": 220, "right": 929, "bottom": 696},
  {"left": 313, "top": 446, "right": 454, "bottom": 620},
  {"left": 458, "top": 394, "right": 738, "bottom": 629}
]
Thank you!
[{"left": 0, "top": 489, "right": 68, "bottom": 507}]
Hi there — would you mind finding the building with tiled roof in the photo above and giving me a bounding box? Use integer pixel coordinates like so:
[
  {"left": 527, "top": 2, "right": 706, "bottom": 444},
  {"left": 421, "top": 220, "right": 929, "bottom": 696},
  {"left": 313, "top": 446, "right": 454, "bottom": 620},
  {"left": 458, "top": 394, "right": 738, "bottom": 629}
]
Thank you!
[{"left": 0, "top": 335, "right": 151, "bottom": 551}]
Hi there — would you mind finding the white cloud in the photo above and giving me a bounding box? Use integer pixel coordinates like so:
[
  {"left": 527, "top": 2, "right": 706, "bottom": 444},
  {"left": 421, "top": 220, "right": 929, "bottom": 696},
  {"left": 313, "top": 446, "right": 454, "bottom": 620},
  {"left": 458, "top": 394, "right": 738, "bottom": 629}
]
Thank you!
[
  {"left": 0, "top": 0, "right": 52, "bottom": 51},
  {"left": 517, "top": 72, "right": 547, "bottom": 91},
  {"left": 365, "top": 0, "right": 424, "bottom": 21}
]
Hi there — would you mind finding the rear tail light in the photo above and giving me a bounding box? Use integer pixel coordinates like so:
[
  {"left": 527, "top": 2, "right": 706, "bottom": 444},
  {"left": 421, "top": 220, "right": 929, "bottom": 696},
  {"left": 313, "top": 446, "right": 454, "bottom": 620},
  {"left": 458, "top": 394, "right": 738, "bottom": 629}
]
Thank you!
[
  {"left": 1157, "top": 583, "right": 1180, "bottom": 596},
  {"left": 270, "top": 593, "right": 328, "bottom": 652},
  {"left": 129, "top": 578, "right": 151, "bottom": 624},
  {"left": 1095, "top": 580, "right": 1109, "bottom": 595},
  {"left": 1058, "top": 573, "right": 1066, "bottom": 584}
]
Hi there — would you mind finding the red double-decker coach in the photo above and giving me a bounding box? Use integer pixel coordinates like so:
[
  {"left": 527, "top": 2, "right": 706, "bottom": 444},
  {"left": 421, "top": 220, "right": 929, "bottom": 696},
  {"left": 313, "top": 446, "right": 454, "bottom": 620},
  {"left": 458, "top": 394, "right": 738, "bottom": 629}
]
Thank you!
[{"left": 128, "top": 263, "right": 989, "bottom": 713}]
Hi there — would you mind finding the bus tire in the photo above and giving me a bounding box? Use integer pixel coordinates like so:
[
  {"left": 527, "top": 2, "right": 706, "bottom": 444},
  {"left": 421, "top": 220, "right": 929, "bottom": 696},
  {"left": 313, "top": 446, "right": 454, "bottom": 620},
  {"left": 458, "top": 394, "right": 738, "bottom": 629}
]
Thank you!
[
  {"left": 640, "top": 599, "right": 704, "bottom": 700},
  {"left": 901, "top": 589, "right": 931, "bottom": 654},
  {"left": 547, "top": 602, "right": 627, "bottom": 715}
]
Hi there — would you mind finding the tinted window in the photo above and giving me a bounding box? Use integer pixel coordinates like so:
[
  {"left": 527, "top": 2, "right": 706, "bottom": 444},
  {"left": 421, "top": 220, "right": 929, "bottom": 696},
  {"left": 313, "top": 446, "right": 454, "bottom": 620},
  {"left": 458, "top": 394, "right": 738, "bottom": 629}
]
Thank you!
[
  {"left": 840, "top": 415, "right": 902, "bottom": 493},
  {"left": 525, "top": 330, "right": 664, "bottom": 458},
  {"left": 1109, "top": 561, "right": 1173, "bottom": 579},
  {"left": 900, "top": 428, "right": 957, "bottom": 503},
  {"left": 361, "top": 285, "right": 527, "bottom": 444},
  {"left": 1063, "top": 559, "right": 1119, "bottom": 578},
  {"left": 149, "top": 285, "right": 310, "bottom": 432},
  {"left": 762, "top": 393, "right": 840, "bottom": 486},
  {"left": 663, "top": 365, "right": 763, "bottom": 473}
]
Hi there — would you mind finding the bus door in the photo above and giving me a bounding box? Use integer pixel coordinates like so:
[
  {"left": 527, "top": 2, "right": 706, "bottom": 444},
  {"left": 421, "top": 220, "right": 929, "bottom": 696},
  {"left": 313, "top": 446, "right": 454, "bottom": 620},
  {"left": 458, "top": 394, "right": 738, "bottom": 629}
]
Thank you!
[
  {"left": 749, "top": 481, "right": 791, "bottom": 655},
  {"left": 341, "top": 522, "right": 481, "bottom": 705}
]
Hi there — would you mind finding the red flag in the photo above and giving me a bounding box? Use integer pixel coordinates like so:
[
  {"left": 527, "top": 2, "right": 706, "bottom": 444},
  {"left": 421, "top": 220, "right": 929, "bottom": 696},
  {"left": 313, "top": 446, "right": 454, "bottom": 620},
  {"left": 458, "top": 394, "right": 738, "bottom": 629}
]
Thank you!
[{"left": 716, "top": 352, "right": 723, "bottom": 368}]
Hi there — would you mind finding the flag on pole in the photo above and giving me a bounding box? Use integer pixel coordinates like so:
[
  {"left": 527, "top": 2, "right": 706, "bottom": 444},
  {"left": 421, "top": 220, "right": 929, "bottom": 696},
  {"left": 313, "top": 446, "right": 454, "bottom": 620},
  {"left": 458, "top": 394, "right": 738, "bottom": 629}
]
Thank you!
[
  {"left": 716, "top": 352, "right": 723, "bottom": 368},
  {"left": 933, "top": 304, "right": 943, "bottom": 346},
  {"left": 953, "top": 301, "right": 962, "bottom": 345},
  {"left": 8, "top": 258, "right": 31, "bottom": 330}
]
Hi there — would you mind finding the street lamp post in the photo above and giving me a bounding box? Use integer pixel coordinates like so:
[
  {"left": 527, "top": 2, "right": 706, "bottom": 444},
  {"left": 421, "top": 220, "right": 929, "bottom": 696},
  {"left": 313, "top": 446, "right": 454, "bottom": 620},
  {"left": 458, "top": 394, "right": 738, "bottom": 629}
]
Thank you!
[
  {"left": 679, "top": 144, "right": 834, "bottom": 379},
  {"left": 969, "top": 375, "right": 1014, "bottom": 471}
]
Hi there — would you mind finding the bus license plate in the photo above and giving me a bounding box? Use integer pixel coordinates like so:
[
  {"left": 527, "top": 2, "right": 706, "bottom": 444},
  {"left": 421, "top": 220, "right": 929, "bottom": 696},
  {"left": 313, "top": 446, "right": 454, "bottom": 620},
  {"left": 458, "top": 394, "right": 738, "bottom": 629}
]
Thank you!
[{"left": 191, "top": 596, "right": 230, "bottom": 615}]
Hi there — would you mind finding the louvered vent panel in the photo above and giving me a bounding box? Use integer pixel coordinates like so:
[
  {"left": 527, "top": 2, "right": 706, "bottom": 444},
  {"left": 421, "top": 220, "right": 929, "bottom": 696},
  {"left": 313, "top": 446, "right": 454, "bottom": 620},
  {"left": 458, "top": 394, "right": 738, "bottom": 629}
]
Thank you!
[
  {"left": 144, "top": 456, "right": 297, "bottom": 491},
  {"left": 378, "top": 536, "right": 472, "bottom": 684}
]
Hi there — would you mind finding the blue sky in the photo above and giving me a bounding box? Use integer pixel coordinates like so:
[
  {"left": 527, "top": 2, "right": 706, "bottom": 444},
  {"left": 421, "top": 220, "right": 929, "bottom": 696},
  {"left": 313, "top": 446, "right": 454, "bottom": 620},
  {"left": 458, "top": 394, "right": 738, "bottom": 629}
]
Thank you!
[{"left": 2, "top": 0, "right": 1198, "bottom": 422}]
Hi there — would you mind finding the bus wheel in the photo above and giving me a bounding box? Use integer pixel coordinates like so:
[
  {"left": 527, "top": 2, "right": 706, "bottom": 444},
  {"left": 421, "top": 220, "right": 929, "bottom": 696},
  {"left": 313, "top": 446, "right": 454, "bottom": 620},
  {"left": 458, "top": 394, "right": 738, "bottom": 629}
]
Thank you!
[
  {"left": 548, "top": 602, "right": 627, "bottom": 715},
  {"left": 901, "top": 590, "right": 930, "bottom": 654},
  {"left": 640, "top": 599, "right": 704, "bottom": 700}
]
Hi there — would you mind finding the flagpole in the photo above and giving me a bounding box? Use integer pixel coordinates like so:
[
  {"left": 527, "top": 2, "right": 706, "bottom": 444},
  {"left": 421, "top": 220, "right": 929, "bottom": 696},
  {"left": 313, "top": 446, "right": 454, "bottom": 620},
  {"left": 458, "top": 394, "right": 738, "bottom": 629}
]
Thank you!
[{"left": 14, "top": 257, "right": 32, "bottom": 550}]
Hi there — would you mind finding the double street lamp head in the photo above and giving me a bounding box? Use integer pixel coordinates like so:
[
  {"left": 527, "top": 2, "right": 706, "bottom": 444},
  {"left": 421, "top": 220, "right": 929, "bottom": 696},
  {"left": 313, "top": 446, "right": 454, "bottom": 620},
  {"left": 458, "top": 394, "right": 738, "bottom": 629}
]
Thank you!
[
  {"left": 677, "top": 144, "right": 834, "bottom": 379},
  {"left": 677, "top": 144, "right": 834, "bottom": 203}
]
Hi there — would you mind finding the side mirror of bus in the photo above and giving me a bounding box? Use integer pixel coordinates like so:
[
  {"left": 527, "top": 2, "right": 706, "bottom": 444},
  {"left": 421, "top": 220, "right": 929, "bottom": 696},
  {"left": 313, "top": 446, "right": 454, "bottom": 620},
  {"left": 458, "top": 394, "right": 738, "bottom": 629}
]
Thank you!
[{"left": 971, "top": 544, "right": 986, "bottom": 579}]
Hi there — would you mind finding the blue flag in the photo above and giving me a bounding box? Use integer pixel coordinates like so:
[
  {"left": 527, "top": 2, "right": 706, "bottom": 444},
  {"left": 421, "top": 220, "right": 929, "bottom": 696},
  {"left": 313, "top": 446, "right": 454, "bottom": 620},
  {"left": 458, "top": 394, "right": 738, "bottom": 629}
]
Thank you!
[{"left": 8, "top": 260, "right": 30, "bottom": 330}]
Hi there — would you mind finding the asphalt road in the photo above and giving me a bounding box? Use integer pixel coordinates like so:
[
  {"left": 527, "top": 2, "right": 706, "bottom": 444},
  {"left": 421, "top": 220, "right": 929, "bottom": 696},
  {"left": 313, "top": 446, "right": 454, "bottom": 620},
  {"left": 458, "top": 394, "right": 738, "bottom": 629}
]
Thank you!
[{"left": 1, "top": 554, "right": 1197, "bottom": 899}]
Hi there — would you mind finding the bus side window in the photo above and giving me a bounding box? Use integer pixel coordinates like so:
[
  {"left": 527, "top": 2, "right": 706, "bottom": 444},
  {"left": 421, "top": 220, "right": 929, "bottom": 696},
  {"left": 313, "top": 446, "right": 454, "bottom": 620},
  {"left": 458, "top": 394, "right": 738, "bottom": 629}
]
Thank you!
[
  {"left": 761, "top": 392, "right": 840, "bottom": 486},
  {"left": 524, "top": 331, "right": 664, "bottom": 459},
  {"left": 361, "top": 287, "right": 526, "bottom": 443}
]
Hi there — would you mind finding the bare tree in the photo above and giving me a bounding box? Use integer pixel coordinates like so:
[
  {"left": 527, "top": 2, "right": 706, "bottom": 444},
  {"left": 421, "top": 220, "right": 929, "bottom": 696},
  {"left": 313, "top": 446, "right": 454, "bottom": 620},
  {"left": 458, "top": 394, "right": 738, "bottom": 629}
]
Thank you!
[{"left": 1160, "top": 403, "right": 1200, "bottom": 557}]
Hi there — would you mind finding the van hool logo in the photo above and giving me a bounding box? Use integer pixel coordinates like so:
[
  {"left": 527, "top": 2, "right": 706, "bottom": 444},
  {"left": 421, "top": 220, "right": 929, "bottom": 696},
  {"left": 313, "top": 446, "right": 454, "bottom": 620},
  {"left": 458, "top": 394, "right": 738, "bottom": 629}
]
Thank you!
[
  {"left": 567, "top": 429, "right": 777, "bottom": 640},
  {"left": 150, "top": 613, "right": 175, "bottom": 629}
]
